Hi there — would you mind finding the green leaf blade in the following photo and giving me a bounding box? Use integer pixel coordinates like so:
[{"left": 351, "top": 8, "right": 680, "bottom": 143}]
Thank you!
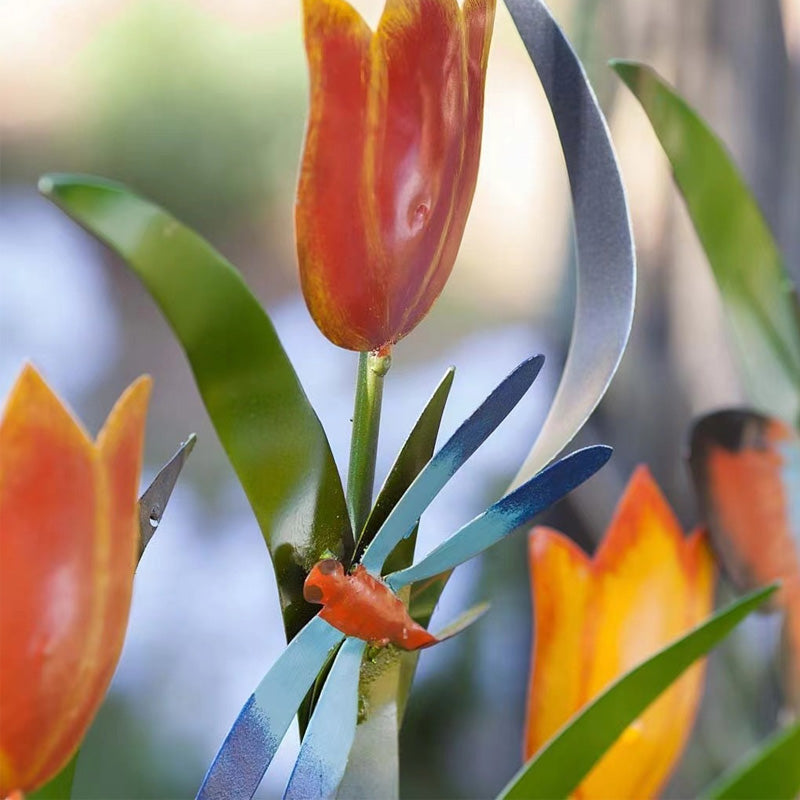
[
  {"left": 703, "top": 720, "right": 800, "bottom": 800},
  {"left": 611, "top": 61, "right": 800, "bottom": 424},
  {"left": 499, "top": 585, "right": 777, "bottom": 800},
  {"left": 40, "top": 173, "right": 351, "bottom": 640}
]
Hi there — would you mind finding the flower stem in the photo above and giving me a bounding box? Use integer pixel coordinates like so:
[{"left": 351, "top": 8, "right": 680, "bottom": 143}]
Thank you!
[{"left": 347, "top": 350, "right": 391, "bottom": 540}]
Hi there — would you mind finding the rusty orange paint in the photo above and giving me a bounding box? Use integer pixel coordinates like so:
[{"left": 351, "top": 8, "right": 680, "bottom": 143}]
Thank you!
[
  {"left": 0, "top": 365, "right": 150, "bottom": 796},
  {"left": 525, "top": 466, "right": 716, "bottom": 800},
  {"left": 296, "top": 0, "right": 496, "bottom": 352},
  {"left": 304, "top": 560, "right": 437, "bottom": 650}
]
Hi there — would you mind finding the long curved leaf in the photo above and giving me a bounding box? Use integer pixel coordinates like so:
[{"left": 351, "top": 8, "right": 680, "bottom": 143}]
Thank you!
[
  {"left": 498, "top": 585, "right": 777, "bottom": 800},
  {"left": 360, "top": 356, "right": 544, "bottom": 574},
  {"left": 387, "top": 445, "right": 612, "bottom": 590},
  {"left": 197, "top": 616, "right": 344, "bottom": 800},
  {"left": 612, "top": 61, "right": 800, "bottom": 424},
  {"left": 39, "top": 174, "right": 352, "bottom": 640},
  {"left": 702, "top": 720, "right": 800, "bottom": 800},
  {"left": 284, "top": 637, "right": 366, "bottom": 800},
  {"left": 503, "top": 0, "right": 636, "bottom": 488}
]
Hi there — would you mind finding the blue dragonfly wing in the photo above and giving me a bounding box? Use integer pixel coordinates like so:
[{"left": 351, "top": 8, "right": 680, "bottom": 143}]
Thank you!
[
  {"left": 196, "top": 616, "right": 345, "bottom": 800},
  {"left": 386, "top": 445, "right": 612, "bottom": 591}
]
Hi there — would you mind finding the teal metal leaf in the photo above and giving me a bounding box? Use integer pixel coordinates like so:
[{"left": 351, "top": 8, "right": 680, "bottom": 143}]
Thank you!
[
  {"left": 503, "top": 0, "right": 636, "bottom": 487},
  {"left": 284, "top": 637, "right": 367, "bottom": 800},
  {"left": 702, "top": 720, "right": 800, "bottom": 800},
  {"left": 612, "top": 61, "right": 800, "bottom": 424},
  {"left": 360, "top": 356, "right": 544, "bottom": 574},
  {"left": 387, "top": 445, "right": 612, "bottom": 590},
  {"left": 197, "top": 616, "right": 344, "bottom": 800},
  {"left": 39, "top": 174, "right": 352, "bottom": 640},
  {"left": 498, "top": 585, "right": 777, "bottom": 800}
]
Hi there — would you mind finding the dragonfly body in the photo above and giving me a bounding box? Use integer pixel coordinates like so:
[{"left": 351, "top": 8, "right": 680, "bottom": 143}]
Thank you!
[{"left": 303, "top": 559, "right": 437, "bottom": 650}]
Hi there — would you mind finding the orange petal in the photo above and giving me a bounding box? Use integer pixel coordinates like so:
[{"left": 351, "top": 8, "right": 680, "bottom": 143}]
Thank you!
[
  {"left": 296, "top": 0, "right": 376, "bottom": 350},
  {"left": 0, "top": 368, "right": 150, "bottom": 795},
  {"left": 525, "top": 467, "right": 716, "bottom": 800},
  {"left": 370, "top": 0, "right": 467, "bottom": 341}
]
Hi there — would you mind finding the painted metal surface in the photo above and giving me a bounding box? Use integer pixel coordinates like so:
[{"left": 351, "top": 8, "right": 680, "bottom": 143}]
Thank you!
[
  {"left": 504, "top": 0, "right": 636, "bottom": 489},
  {"left": 387, "top": 445, "right": 612, "bottom": 590},
  {"left": 360, "top": 355, "right": 544, "bottom": 573},
  {"left": 137, "top": 433, "right": 196, "bottom": 554},
  {"left": 283, "top": 637, "right": 367, "bottom": 800},
  {"left": 196, "top": 617, "right": 344, "bottom": 800}
]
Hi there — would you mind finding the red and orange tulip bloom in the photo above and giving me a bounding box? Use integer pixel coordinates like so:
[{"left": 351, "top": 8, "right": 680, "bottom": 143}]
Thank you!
[
  {"left": 525, "top": 466, "right": 716, "bottom": 799},
  {"left": 296, "top": 0, "right": 496, "bottom": 352},
  {"left": 0, "top": 365, "right": 150, "bottom": 796}
]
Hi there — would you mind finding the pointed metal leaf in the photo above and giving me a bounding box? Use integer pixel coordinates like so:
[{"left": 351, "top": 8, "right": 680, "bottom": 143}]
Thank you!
[
  {"left": 196, "top": 617, "right": 345, "bottom": 800},
  {"left": 387, "top": 445, "right": 612, "bottom": 590},
  {"left": 360, "top": 356, "right": 544, "bottom": 574},
  {"left": 284, "top": 637, "right": 366, "bottom": 800}
]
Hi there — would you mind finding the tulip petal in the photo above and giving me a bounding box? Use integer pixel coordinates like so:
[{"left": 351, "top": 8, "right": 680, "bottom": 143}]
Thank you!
[
  {"left": 370, "top": 0, "right": 467, "bottom": 341},
  {"left": 0, "top": 368, "right": 149, "bottom": 796},
  {"left": 296, "top": 0, "right": 376, "bottom": 350},
  {"left": 525, "top": 467, "right": 715, "bottom": 800}
]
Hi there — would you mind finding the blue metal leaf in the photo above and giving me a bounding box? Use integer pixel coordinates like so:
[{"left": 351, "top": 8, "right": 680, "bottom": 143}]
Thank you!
[
  {"left": 386, "top": 445, "right": 612, "bottom": 590},
  {"left": 503, "top": 0, "right": 635, "bottom": 488},
  {"left": 283, "top": 637, "right": 367, "bottom": 800},
  {"left": 196, "top": 617, "right": 345, "bottom": 800},
  {"left": 360, "top": 355, "right": 545, "bottom": 573}
]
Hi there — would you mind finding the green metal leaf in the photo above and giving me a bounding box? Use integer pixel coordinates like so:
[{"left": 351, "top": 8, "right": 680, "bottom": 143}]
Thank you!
[
  {"left": 612, "top": 61, "right": 800, "bottom": 425},
  {"left": 498, "top": 585, "right": 777, "bottom": 800},
  {"left": 39, "top": 173, "right": 352, "bottom": 640},
  {"left": 702, "top": 720, "right": 800, "bottom": 800}
]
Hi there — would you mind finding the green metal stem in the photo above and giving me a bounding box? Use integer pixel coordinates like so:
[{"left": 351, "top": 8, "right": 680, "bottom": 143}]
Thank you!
[{"left": 347, "top": 350, "right": 391, "bottom": 540}]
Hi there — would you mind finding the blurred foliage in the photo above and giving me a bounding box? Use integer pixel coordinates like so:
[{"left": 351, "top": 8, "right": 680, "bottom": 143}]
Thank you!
[{"left": 82, "top": 1, "right": 306, "bottom": 231}]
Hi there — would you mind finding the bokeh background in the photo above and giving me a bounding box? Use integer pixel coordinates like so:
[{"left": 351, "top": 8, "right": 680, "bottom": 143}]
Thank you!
[{"left": 2, "top": 0, "right": 799, "bottom": 797}]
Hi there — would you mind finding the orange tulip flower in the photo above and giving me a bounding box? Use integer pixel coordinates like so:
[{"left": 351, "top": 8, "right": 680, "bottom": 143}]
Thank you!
[
  {"left": 0, "top": 365, "right": 150, "bottom": 796},
  {"left": 296, "top": 0, "right": 496, "bottom": 352},
  {"left": 525, "top": 466, "right": 716, "bottom": 799}
]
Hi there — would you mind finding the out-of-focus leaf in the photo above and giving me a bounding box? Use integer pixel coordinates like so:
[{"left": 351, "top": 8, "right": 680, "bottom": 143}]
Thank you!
[
  {"left": 39, "top": 174, "right": 352, "bottom": 640},
  {"left": 360, "top": 356, "right": 544, "bottom": 574},
  {"left": 196, "top": 616, "right": 344, "bottom": 800},
  {"left": 355, "top": 368, "right": 455, "bottom": 571},
  {"left": 28, "top": 752, "right": 78, "bottom": 800},
  {"left": 284, "top": 637, "right": 366, "bottom": 800},
  {"left": 498, "top": 585, "right": 777, "bottom": 800},
  {"left": 703, "top": 720, "right": 800, "bottom": 800},
  {"left": 432, "top": 602, "right": 490, "bottom": 642},
  {"left": 339, "top": 369, "right": 454, "bottom": 800},
  {"left": 138, "top": 432, "right": 196, "bottom": 554},
  {"left": 387, "top": 445, "right": 612, "bottom": 590},
  {"left": 612, "top": 61, "right": 800, "bottom": 424},
  {"left": 503, "top": 0, "right": 636, "bottom": 488}
]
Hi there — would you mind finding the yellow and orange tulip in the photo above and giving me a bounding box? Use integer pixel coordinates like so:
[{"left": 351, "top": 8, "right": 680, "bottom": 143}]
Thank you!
[
  {"left": 0, "top": 365, "right": 150, "bottom": 796},
  {"left": 296, "top": 0, "right": 495, "bottom": 352},
  {"left": 525, "top": 466, "right": 716, "bottom": 799}
]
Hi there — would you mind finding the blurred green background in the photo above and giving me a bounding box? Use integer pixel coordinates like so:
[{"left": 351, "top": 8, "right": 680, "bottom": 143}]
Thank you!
[{"left": 1, "top": 0, "right": 799, "bottom": 797}]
